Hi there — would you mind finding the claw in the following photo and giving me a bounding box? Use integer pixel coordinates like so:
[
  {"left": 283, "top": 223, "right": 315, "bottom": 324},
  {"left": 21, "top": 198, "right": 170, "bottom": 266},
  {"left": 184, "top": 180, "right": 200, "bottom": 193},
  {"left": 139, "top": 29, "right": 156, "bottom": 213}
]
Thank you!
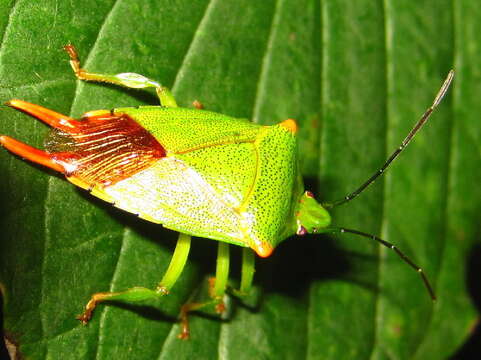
[
  {"left": 6, "top": 99, "right": 78, "bottom": 132},
  {"left": 0, "top": 135, "right": 65, "bottom": 173}
]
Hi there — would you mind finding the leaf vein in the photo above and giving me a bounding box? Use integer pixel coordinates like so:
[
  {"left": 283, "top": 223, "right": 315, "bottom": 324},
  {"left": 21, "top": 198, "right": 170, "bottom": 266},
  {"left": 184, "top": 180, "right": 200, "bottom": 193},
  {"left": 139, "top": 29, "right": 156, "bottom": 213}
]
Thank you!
[
  {"left": 57, "top": 0, "right": 125, "bottom": 358},
  {"left": 1, "top": 78, "right": 71, "bottom": 92},
  {"left": 155, "top": 0, "right": 217, "bottom": 355},
  {"left": 95, "top": 228, "right": 131, "bottom": 360},
  {"left": 412, "top": 6, "right": 457, "bottom": 358},
  {"left": 368, "top": 0, "right": 390, "bottom": 358},
  {"left": 0, "top": 0, "right": 19, "bottom": 71},
  {"left": 171, "top": 0, "right": 217, "bottom": 94},
  {"left": 68, "top": 0, "right": 123, "bottom": 117},
  {"left": 251, "top": 0, "right": 283, "bottom": 124}
]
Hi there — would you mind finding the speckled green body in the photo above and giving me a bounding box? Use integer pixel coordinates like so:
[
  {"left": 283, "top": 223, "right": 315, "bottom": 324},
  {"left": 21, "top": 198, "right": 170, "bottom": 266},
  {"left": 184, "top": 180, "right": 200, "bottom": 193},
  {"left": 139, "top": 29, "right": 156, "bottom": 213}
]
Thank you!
[
  {"left": 0, "top": 48, "right": 448, "bottom": 329},
  {"left": 0, "top": 45, "right": 334, "bottom": 328},
  {"left": 103, "top": 106, "right": 304, "bottom": 256}
]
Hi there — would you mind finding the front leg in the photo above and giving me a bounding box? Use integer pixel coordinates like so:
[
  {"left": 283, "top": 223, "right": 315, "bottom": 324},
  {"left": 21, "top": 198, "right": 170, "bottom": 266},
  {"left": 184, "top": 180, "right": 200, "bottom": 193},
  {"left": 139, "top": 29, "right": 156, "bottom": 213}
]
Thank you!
[{"left": 64, "top": 44, "right": 178, "bottom": 107}]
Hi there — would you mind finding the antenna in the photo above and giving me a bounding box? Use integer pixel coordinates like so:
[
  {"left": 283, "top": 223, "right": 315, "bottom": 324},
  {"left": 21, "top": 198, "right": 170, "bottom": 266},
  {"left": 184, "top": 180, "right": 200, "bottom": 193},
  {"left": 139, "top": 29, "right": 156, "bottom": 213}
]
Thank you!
[
  {"left": 323, "top": 70, "right": 454, "bottom": 209},
  {"left": 327, "top": 227, "right": 436, "bottom": 300}
]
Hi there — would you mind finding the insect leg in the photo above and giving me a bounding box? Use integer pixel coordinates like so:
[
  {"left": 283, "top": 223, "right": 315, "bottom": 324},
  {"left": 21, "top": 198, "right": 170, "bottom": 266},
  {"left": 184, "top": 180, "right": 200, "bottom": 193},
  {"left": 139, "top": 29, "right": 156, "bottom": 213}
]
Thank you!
[
  {"left": 192, "top": 100, "right": 204, "bottom": 109},
  {"left": 239, "top": 248, "right": 255, "bottom": 293},
  {"left": 77, "top": 233, "right": 191, "bottom": 324},
  {"left": 225, "top": 247, "right": 256, "bottom": 297},
  {"left": 157, "top": 233, "right": 192, "bottom": 291},
  {"left": 178, "top": 242, "right": 230, "bottom": 339},
  {"left": 63, "top": 44, "right": 178, "bottom": 107}
]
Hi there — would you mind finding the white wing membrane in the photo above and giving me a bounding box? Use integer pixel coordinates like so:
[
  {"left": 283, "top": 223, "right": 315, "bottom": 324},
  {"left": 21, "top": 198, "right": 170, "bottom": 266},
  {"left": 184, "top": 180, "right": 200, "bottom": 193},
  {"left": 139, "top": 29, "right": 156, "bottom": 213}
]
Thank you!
[{"left": 104, "top": 157, "right": 245, "bottom": 245}]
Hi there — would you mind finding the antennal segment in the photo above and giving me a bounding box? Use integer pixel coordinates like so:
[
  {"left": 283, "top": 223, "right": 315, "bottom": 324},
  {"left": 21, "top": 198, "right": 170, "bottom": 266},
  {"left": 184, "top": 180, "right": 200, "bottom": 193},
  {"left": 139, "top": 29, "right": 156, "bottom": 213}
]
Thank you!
[
  {"left": 323, "top": 70, "right": 454, "bottom": 209},
  {"left": 327, "top": 227, "right": 436, "bottom": 300}
]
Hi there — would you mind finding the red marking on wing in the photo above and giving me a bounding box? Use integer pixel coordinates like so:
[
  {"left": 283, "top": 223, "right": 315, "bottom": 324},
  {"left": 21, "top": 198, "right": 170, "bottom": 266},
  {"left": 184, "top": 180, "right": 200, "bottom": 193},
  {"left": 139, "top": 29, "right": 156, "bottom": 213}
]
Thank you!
[
  {"left": 7, "top": 99, "right": 78, "bottom": 131},
  {"left": 50, "top": 113, "right": 165, "bottom": 188},
  {"left": 0, "top": 135, "right": 65, "bottom": 173}
]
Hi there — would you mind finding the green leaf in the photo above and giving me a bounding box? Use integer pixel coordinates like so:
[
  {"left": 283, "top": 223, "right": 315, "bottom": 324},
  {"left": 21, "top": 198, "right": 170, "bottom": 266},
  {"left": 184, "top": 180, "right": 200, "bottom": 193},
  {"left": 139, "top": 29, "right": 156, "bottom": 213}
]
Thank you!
[{"left": 0, "top": 0, "right": 479, "bottom": 359}]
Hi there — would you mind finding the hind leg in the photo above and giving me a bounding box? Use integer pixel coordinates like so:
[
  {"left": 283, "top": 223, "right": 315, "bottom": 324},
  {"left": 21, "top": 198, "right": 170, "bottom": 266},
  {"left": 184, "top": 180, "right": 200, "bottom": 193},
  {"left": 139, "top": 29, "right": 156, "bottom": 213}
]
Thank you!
[
  {"left": 178, "top": 242, "right": 231, "bottom": 339},
  {"left": 178, "top": 246, "right": 256, "bottom": 339},
  {"left": 77, "top": 233, "right": 191, "bottom": 323}
]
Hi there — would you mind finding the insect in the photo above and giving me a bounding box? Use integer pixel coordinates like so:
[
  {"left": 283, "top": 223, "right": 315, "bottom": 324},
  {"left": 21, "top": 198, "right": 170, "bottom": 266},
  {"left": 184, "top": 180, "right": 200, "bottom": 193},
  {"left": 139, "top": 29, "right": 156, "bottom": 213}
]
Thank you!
[{"left": 0, "top": 45, "right": 453, "bottom": 339}]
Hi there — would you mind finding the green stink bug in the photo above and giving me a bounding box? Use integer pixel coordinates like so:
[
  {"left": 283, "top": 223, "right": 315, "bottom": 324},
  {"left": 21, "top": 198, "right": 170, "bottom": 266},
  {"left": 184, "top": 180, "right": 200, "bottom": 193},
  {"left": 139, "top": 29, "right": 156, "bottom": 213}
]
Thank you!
[{"left": 0, "top": 45, "right": 453, "bottom": 339}]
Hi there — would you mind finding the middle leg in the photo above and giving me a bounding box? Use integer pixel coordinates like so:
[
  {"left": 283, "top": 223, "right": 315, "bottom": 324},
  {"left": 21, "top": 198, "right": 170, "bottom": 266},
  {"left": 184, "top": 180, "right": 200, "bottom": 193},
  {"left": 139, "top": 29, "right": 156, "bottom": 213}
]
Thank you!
[
  {"left": 77, "top": 233, "right": 192, "bottom": 323},
  {"left": 178, "top": 242, "right": 230, "bottom": 339}
]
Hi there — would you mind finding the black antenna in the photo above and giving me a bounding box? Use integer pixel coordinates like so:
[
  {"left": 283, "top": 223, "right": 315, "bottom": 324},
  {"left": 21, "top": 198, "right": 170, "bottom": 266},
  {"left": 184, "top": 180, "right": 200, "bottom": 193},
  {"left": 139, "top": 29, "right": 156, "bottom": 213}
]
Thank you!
[
  {"left": 327, "top": 227, "right": 436, "bottom": 300},
  {"left": 323, "top": 70, "right": 454, "bottom": 209}
]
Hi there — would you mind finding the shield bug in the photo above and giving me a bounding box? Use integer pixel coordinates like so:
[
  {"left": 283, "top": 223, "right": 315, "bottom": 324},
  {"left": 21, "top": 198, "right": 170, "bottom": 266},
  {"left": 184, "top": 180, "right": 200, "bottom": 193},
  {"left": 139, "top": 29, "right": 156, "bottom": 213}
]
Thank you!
[{"left": 0, "top": 45, "right": 453, "bottom": 339}]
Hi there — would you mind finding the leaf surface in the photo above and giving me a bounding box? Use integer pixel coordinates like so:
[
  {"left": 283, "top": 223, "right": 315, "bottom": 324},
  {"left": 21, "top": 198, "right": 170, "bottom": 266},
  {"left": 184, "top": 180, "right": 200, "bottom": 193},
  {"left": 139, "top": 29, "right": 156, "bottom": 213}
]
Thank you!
[{"left": 0, "top": 1, "right": 479, "bottom": 359}]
